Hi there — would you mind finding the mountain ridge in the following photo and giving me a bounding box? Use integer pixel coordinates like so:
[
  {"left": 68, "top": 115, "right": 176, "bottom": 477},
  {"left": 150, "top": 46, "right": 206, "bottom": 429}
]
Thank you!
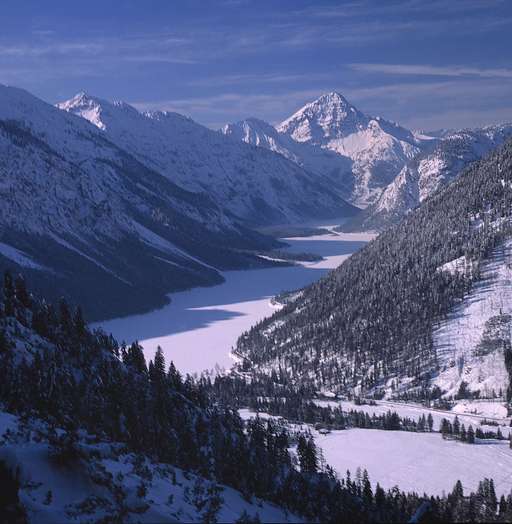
[
  {"left": 0, "top": 84, "right": 285, "bottom": 320},
  {"left": 59, "top": 92, "right": 358, "bottom": 226},
  {"left": 222, "top": 91, "right": 427, "bottom": 207},
  {"left": 233, "top": 137, "right": 512, "bottom": 402}
]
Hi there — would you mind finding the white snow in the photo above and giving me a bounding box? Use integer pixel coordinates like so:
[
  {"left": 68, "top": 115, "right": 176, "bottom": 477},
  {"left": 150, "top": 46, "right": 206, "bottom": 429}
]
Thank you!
[
  {"left": 239, "top": 407, "right": 512, "bottom": 497},
  {"left": 0, "top": 411, "right": 301, "bottom": 523},
  {"left": 369, "top": 123, "right": 512, "bottom": 225},
  {"left": 452, "top": 400, "right": 509, "bottom": 419},
  {"left": 313, "top": 398, "right": 510, "bottom": 436},
  {"left": 95, "top": 229, "right": 374, "bottom": 375},
  {"left": 433, "top": 240, "right": 512, "bottom": 398},
  {"left": 225, "top": 92, "right": 423, "bottom": 207},
  {"left": 437, "top": 255, "right": 472, "bottom": 276},
  {"left": 317, "top": 428, "right": 512, "bottom": 497},
  {"left": 58, "top": 91, "right": 352, "bottom": 224}
]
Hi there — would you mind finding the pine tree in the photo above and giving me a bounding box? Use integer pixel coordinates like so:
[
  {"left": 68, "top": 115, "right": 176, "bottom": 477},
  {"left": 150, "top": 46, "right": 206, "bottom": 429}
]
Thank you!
[
  {"left": 489, "top": 479, "right": 498, "bottom": 513},
  {"left": 151, "top": 346, "right": 167, "bottom": 385},
  {"left": 441, "top": 418, "right": 451, "bottom": 439},
  {"left": 362, "top": 469, "right": 373, "bottom": 506},
  {"left": 499, "top": 495, "right": 508, "bottom": 520},
  {"left": 3, "top": 271, "right": 15, "bottom": 317},
  {"left": 73, "top": 307, "right": 86, "bottom": 338},
  {"left": 59, "top": 298, "right": 72, "bottom": 333},
  {"left": 297, "top": 434, "right": 317, "bottom": 474},
  {"left": 453, "top": 415, "right": 460, "bottom": 436},
  {"left": 167, "top": 361, "right": 183, "bottom": 390},
  {"left": 14, "top": 275, "right": 31, "bottom": 309},
  {"left": 427, "top": 413, "right": 434, "bottom": 432},
  {"left": 0, "top": 329, "right": 9, "bottom": 354},
  {"left": 467, "top": 425, "right": 475, "bottom": 444},
  {"left": 452, "top": 480, "right": 464, "bottom": 500},
  {"left": 375, "top": 483, "right": 386, "bottom": 508}
]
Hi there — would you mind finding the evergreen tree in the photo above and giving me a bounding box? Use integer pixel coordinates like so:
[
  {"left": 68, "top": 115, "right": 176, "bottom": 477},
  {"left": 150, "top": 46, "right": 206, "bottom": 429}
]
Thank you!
[
  {"left": 453, "top": 415, "right": 460, "bottom": 436},
  {"left": 362, "top": 469, "right": 373, "bottom": 506},
  {"left": 297, "top": 434, "right": 317, "bottom": 474},
  {"left": 14, "top": 275, "right": 31, "bottom": 309},
  {"left": 3, "top": 271, "right": 15, "bottom": 317},
  {"left": 427, "top": 413, "right": 434, "bottom": 432},
  {"left": 467, "top": 425, "right": 475, "bottom": 444}
]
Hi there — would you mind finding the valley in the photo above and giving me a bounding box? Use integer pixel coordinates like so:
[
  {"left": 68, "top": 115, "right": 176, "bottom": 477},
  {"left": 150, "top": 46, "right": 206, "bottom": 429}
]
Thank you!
[
  {"left": 96, "top": 226, "right": 374, "bottom": 375},
  {"left": 2, "top": 2, "right": 512, "bottom": 521}
]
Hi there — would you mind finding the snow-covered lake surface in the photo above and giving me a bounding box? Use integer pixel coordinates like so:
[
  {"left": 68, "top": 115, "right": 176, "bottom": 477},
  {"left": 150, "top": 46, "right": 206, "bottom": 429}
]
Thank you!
[
  {"left": 239, "top": 407, "right": 512, "bottom": 497},
  {"left": 317, "top": 428, "right": 512, "bottom": 497},
  {"left": 96, "top": 229, "right": 373, "bottom": 375}
]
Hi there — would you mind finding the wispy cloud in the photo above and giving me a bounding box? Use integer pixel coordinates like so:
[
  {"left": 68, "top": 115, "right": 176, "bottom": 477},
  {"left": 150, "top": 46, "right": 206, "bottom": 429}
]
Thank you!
[
  {"left": 131, "top": 89, "right": 329, "bottom": 127},
  {"left": 350, "top": 63, "right": 512, "bottom": 79},
  {"left": 130, "top": 73, "right": 512, "bottom": 131},
  {"left": 186, "top": 72, "right": 335, "bottom": 88},
  {"left": 0, "top": 33, "right": 198, "bottom": 65},
  {"left": 298, "top": 0, "right": 505, "bottom": 19}
]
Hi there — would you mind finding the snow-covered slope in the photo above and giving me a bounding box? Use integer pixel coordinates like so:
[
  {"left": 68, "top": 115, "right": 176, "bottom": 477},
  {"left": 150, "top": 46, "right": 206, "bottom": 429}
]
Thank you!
[
  {"left": 222, "top": 116, "right": 356, "bottom": 200},
  {"left": 0, "top": 411, "right": 299, "bottom": 523},
  {"left": 223, "top": 92, "right": 426, "bottom": 207},
  {"left": 0, "top": 84, "right": 281, "bottom": 320},
  {"left": 352, "top": 124, "right": 512, "bottom": 230},
  {"left": 58, "top": 93, "right": 357, "bottom": 225},
  {"left": 233, "top": 138, "right": 512, "bottom": 403},
  {"left": 433, "top": 240, "right": 512, "bottom": 399}
]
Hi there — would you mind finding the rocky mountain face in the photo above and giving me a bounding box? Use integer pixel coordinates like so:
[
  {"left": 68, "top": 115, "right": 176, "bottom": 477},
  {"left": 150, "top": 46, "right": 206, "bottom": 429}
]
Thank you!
[
  {"left": 59, "top": 93, "right": 357, "bottom": 226},
  {"left": 0, "top": 85, "right": 285, "bottom": 320},
  {"left": 223, "top": 92, "right": 427, "bottom": 207},
  {"left": 351, "top": 124, "right": 512, "bottom": 231}
]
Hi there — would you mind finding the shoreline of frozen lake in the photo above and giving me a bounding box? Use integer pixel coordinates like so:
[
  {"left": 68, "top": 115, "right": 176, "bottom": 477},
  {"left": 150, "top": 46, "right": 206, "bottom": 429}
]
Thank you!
[{"left": 95, "top": 228, "right": 374, "bottom": 375}]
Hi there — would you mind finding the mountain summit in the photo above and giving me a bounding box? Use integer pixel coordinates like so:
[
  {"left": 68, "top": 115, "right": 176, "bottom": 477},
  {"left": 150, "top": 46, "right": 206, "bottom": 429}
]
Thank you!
[
  {"left": 277, "top": 92, "right": 369, "bottom": 142},
  {"left": 223, "top": 92, "right": 425, "bottom": 206},
  {"left": 60, "top": 92, "right": 357, "bottom": 225}
]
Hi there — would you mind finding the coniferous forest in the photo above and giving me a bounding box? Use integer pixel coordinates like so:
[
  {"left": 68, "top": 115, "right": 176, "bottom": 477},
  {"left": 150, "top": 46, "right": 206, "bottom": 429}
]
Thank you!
[
  {"left": 0, "top": 276, "right": 511, "bottom": 522},
  {"left": 235, "top": 140, "right": 512, "bottom": 399}
]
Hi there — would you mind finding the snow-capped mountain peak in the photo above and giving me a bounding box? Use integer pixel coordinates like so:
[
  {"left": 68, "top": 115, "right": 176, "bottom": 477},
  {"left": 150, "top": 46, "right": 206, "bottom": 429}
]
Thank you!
[
  {"left": 58, "top": 91, "right": 356, "bottom": 225},
  {"left": 57, "top": 92, "right": 142, "bottom": 131},
  {"left": 351, "top": 122, "right": 512, "bottom": 231},
  {"left": 277, "top": 91, "right": 367, "bottom": 142},
  {"left": 224, "top": 91, "right": 424, "bottom": 206}
]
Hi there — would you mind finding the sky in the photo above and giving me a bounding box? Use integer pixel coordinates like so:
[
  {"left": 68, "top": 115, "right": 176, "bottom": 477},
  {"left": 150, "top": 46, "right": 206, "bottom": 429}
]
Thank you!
[{"left": 1, "top": 0, "right": 511, "bottom": 131}]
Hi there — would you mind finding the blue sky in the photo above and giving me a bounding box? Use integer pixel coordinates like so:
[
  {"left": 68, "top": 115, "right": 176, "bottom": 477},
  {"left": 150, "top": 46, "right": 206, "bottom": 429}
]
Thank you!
[{"left": 1, "top": 0, "right": 511, "bottom": 130}]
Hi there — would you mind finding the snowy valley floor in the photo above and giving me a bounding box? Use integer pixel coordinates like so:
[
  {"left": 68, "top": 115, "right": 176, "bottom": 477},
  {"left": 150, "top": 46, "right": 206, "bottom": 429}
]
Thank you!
[
  {"left": 97, "top": 226, "right": 512, "bottom": 500},
  {"left": 96, "top": 228, "right": 373, "bottom": 375},
  {"left": 240, "top": 399, "right": 512, "bottom": 497}
]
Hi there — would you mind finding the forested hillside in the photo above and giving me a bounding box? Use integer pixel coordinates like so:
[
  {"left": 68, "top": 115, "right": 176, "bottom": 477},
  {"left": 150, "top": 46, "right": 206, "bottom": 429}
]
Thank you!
[
  {"left": 1, "top": 276, "right": 510, "bottom": 522},
  {"left": 234, "top": 139, "right": 512, "bottom": 401}
]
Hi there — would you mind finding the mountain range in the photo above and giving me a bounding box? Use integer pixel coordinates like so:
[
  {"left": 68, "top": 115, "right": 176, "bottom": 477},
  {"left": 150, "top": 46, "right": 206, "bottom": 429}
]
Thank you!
[
  {"left": 350, "top": 124, "right": 512, "bottom": 231},
  {"left": 58, "top": 92, "right": 356, "bottom": 226},
  {"left": 0, "top": 85, "right": 357, "bottom": 320},
  {"left": 223, "top": 92, "right": 428, "bottom": 207},
  {"left": 1, "top": 83, "right": 512, "bottom": 322},
  {"left": 222, "top": 92, "right": 512, "bottom": 229}
]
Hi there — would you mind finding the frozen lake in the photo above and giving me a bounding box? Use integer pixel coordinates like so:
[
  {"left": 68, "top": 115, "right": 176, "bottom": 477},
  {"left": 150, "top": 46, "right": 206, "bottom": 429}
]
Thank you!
[
  {"left": 239, "top": 408, "right": 512, "bottom": 497},
  {"left": 95, "top": 230, "right": 373, "bottom": 375}
]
